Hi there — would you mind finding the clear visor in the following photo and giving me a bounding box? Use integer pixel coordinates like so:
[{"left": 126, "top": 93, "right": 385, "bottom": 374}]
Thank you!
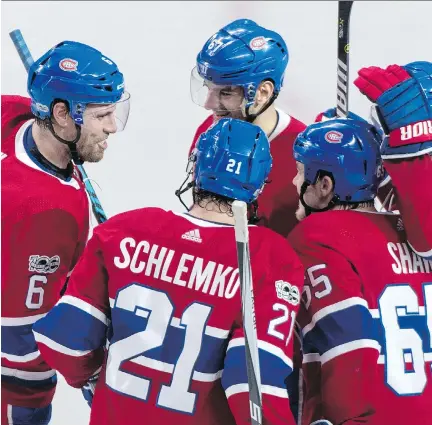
[
  {"left": 82, "top": 91, "right": 130, "bottom": 132},
  {"left": 368, "top": 104, "right": 385, "bottom": 138},
  {"left": 190, "top": 66, "right": 245, "bottom": 112}
]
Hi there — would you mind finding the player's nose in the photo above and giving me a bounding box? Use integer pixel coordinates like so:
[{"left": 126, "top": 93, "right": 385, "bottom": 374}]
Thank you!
[
  {"left": 104, "top": 115, "right": 117, "bottom": 134},
  {"left": 204, "top": 89, "right": 220, "bottom": 111}
]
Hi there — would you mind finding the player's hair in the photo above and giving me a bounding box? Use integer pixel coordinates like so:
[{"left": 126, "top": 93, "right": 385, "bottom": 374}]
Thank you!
[
  {"left": 34, "top": 99, "right": 70, "bottom": 129},
  {"left": 193, "top": 188, "right": 234, "bottom": 216}
]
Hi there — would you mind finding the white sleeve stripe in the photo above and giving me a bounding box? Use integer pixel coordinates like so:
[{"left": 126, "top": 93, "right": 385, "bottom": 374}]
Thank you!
[
  {"left": 2, "top": 313, "right": 47, "bottom": 326},
  {"left": 320, "top": 339, "right": 381, "bottom": 365},
  {"left": 225, "top": 383, "right": 289, "bottom": 399},
  {"left": 1, "top": 350, "right": 40, "bottom": 363},
  {"left": 59, "top": 295, "right": 108, "bottom": 325},
  {"left": 227, "top": 337, "right": 293, "bottom": 369},
  {"left": 302, "top": 297, "right": 370, "bottom": 337},
  {"left": 33, "top": 331, "right": 91, "bottom": 357},
  {"left": 408, "top": 241, "right": 432, "bottom": 259},
  {"left": 302, "top": 353, "right": 320, "bottom": 364},
  {"left": 1, "top": 366, "right": 55, "bottom": 381}
]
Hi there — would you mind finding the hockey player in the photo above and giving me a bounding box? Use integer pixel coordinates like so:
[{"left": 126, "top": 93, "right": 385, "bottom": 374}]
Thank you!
[
  {"left": 188, "top": 19, "right": 306, "bottom": 237},
  {"left": 354, "top": 61, "right": 432, "bottom": 259},
  {"left": 1, "top": 41, "right": 130, "bottom": 425},
  {"left": 288, "top": 118, "right": 431, "bottom": 425},
  {"left": 32, "top": 118, "right": 304, "bottom": 425}
]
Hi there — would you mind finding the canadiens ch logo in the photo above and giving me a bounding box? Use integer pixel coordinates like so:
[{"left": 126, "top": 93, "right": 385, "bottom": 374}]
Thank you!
[
  {"left": 28, "top": 255, "right": 60, "bottom": 274},
  {"left": 325, "top": 130, "right": 343, "bottom": 143},
  {"left": 275, "top": 280, "right": 300, "bottom": 306},
  {"left": 59, "top": 58, "right": 78, "bottom": 72}
]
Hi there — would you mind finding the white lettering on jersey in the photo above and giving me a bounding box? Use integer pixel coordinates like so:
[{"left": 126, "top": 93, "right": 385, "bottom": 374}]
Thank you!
[
  {"left": 114, "top": 237, "right": 240, "bottom": 299},
  {"left": 387, "top": 242, "right": 432, "bottom": 274}
]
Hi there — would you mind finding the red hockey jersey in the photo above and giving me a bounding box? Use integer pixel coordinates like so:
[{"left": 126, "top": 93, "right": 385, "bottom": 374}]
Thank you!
[
  {"left": 288, "top": 210, "right": 432, "bottom": 425},
  {"left": 190, "top": 111, "right": 306, "bottom": 238},
  {"left": 33, "top": 208, "right": 304, "bottom": 425},
  {"left": 1, "top": 95, "right": 90, "bottom": 407},
  {"left": 382, "top": 155, "right": 432, "bottom": 259}
]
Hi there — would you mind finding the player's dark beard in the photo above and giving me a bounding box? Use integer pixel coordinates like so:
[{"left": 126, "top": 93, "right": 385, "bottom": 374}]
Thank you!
[{"left": 213, "top": 106, "right": 243, "bottom": 122}]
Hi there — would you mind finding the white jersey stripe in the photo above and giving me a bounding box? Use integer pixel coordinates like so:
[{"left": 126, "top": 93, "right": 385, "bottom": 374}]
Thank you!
[
  {"left": 59, "top": 295, "right": 109, "bottom": 325},
  {"left": 33, "top": 331, "right": 91, "bottom": 357}
]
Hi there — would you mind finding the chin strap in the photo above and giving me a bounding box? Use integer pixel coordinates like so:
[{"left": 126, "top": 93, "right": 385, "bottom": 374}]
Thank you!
[
  {"left": 244, "top": 92, "right": 279, "bottom": 123},
  {"left": 47, "top": 121, "right": 84, "bottom": 165},
  {"left": 299, "top": 181, "right": 339, "bottom": 216},
  {"left": 175, "top": 152, "right": 197, "bottom": 211}
]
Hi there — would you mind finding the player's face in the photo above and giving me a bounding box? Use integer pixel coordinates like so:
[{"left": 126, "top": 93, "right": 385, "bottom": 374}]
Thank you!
[
  {"left": 203, "top": 82, "right": 245, "bottom": 122},
  {"left": 293, "top": 162, "right": 307, "bottom": 220},
  {"left": 76, "top": 104, "right": 118, "bottom": 163},
  {"left": 293, "top": 162, "right": 324, "bottom": 221}
]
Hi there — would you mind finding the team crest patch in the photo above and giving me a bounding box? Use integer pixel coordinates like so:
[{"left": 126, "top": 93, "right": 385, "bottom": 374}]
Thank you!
[
  {"left": 275, "top": 280, "right": 300, "bottom": 306},
  {"left": 324, "top": 130, "right": 343, "bottom": 143},
  {"left": 59, "top": 58, "right": 78, "bottom": 72}
]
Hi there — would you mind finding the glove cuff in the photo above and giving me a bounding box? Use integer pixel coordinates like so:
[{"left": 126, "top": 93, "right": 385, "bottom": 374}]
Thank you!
[{"left": 389, "top": 120, "right": 432, "bottom": 148}]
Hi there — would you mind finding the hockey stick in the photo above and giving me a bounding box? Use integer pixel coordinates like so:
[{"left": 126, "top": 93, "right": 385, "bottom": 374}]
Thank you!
[
  {"left": 336, "top": 1, "right": 354, "bottom": 118},
  {"left": 232, "top": 200, "right": 262, "bottom": 425},
  {"left": 9, "top": 29, "right": 108, "bottom": 224}
]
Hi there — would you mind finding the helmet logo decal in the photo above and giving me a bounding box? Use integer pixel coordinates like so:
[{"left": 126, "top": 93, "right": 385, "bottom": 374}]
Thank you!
[
  {"left": 324, "top": 130, "right": 343, "bottom": 143},
  {"left": 249, "top": 36, "right": 267, "bottom": 50},
  {"left": 198, "top": 63, "right": 208, "bottom": 76},
  {"left": 59, "top": 58, "right": 78, "bottom": 72}
]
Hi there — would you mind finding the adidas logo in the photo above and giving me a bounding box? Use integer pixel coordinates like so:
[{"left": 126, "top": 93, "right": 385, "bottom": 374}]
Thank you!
[{"left": 181, "top": 229, "right": 202, "bottom": 243}]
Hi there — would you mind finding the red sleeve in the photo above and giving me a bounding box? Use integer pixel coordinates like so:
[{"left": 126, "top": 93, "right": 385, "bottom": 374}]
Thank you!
[
  {"left": 1, "top": 95, "right": 33, "bottom": 147},
  {"left": 189, "top": 115, "right": 214, "bottom": 156},
  {"left": 383, "top": 155, "right": 432, "bottom": 259},
  {"left": 33, "top": 229, "right": 109, "bottom": 388},
  {"left": 222, "top": 233, "right": 304, "bottom": 425},
  {"left": 288, "top": 226, "right": 380, "bottom": 425}
]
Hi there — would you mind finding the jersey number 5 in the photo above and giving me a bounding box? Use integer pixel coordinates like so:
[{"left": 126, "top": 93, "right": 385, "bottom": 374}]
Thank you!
[{"left": 106, "top": 284, "right": 212, "bottom": 414}]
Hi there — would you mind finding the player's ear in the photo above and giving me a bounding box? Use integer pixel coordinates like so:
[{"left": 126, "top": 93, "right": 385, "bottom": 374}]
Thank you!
[
  {"left": 255, "top": 80, "right": 274, "bottom": 106},
  {"left": 52, "top": 102, "right": 70, "bottom": 127},
  {"left": 318, "top": 175, "right": 334, "bottom": 198}
]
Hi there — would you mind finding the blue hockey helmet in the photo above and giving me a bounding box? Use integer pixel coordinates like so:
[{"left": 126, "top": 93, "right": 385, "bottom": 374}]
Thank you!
[
  {"left": 293, "top": 118, "right": 383, "bottom": 204},
  {"left": 191, "top": 19, "right": 288, "bottom": 112},
  {"left": 27, "top": 41, "right": 130, "bottom": 131},
  {"left": 194, "top": 118, "right": 272, "bottom": 203}
]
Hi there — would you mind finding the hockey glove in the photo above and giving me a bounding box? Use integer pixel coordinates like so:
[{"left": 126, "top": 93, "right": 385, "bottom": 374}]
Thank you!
[
  {"left": 81, "top": 371, "right": 99, "bottom": 408},
  {"left": 354, "top": 62, "right": 432, "bottom": 159}
]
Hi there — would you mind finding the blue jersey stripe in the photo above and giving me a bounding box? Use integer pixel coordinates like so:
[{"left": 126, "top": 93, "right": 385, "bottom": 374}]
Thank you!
[
  {"left": 222, "top": 345, "right": 292, "bottom": 391},
  {"left": 2, "top": 323, "right": 38, "bottom": 356},
  {"left": 302, "top": 304, "right": 378, "bottom": 356},
  {"left": 33, "top": 303, "right": 107, "bottom": 351}
]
